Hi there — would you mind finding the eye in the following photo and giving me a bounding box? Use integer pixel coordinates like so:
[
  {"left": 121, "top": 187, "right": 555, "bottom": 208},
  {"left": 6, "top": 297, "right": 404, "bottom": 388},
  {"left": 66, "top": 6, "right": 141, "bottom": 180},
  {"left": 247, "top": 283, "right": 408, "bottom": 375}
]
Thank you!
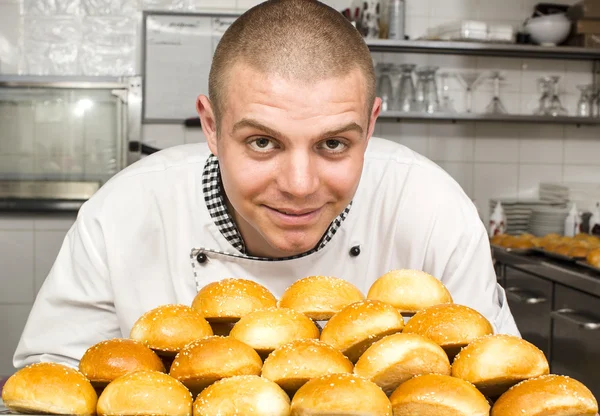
[
  {"left": 320, "top": 139, "right": 347, "bottom": 153},
  {"left": 248, "top": 137, "right": 277, "bottom": 152}
]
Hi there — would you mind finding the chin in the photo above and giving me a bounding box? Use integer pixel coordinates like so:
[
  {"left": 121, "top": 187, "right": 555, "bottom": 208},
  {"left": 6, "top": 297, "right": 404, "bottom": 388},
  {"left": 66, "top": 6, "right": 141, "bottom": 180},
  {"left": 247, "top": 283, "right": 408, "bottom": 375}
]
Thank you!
[{"left": 268, "top": 233, "right": 322, "bottom": 257}]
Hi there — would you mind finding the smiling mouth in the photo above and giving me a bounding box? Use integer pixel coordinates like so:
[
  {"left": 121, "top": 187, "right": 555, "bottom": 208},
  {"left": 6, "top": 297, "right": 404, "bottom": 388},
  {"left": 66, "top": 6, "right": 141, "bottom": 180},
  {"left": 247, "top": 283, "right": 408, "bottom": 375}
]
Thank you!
[{"left": 270, "top": 207, "right": 320, "bottom": 216}]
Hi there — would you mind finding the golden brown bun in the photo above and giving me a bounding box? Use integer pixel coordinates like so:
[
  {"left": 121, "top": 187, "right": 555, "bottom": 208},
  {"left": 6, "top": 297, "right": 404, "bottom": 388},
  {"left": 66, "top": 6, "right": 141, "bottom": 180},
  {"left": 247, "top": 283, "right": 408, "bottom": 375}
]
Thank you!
[
  {"left": 290, "top": 373, "right": 392, "bottom": 416},
  {"left": 451, "top": 334, "right": 549, "bottom": 398},
  {"left": 97, "top": 370, "right": 192, "bottom": 416},
  {"left": 553, "top": 243, "right": 571, "bottom": 256},
  {"left": 193, "top": 375, "right": 290, "bottom": 415},
  {"left": 229, "top": 307, "right": 320, "bottom": 357},
  {"left": 79, "top": 338, "right": 165, "bottom": 387},
  {"left": 278, "top": 275, "right": 364, "bottom": 320},
  {"left": 320, "top": 300, "right": 405, "bottom": 363},
  {"left": 130, "top": 304, "right": 213, "bottom": 356},
  {"left": 354, "top": 333, "right": 451, "bottom": 395},
  {"left": 510, "top": 239, "right": 534, "bottom": 249},
  {"left": 390, "top": 374, "right": 490, "bottom": 416},
  {"left": 544, "top": 233, "right": 561, "bottom": 240},
  {"left": 588, "top": 248, "right": 600, "bottom": 267},
  {"left": 261, "top": 339, "right": 354, "bottom": 394},
  {"left": 490, "top": 234, "right": 507, "bottom": 246},
  {"left": 569, "top": 245, "right": 589, "bottom": 258},
  {"left": 402, "top": 304, "right": 494, "bottom": 361},
  {"left": 498, "top": 235, "right": 516, "bottom": 248},
  {"left": 2, "top": 362, "right": 97, "bottom": 416},
  {"left": 367, "top": 269, "right": 453, "bottom": 315},
  {"left": 529, "top": 237, "right": 542, "bottom": 247},
  {"left": 491, "top": 374, "right": 598, "bottom": 416},
  {"left": 575, "top": 232, "right": 590, "bottom": 241},
  {"left": 169, "top": 336, "right": 262, "bottom": 396},
  {"left": 191, "top": 278, "right": 277, "bottom": 323},
  {"left": 518, "top": 233, "right": 535, "bottom": 241}
]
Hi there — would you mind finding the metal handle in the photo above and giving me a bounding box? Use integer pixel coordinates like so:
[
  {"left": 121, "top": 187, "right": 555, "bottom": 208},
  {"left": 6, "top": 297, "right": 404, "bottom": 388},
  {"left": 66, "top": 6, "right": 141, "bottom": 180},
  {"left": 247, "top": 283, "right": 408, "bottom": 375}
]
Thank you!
[
  {"left": 551, "top": 309, "right": 600, "bottom": 331},
  {"left": 505, "top": 287, "right": 548, "bottom": 304}
]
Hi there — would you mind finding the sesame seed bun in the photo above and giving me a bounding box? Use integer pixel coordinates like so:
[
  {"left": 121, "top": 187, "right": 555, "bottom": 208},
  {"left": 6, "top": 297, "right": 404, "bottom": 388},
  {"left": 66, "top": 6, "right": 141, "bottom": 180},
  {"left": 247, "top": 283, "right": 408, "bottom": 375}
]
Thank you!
[
  {"left": 1, "top": 362, "right": 97, "bottom": 416},
  {"left": 491, "top": 374, "right": 598, "bottom": 416},
  {"left": 354, "top": 333, "right": 451, "bottom": 395},
  {"left": 402, "top": 304, "right": 494, "bottom": 361},
  {"left": 290, "top": 373, "right": 392, "bottom": 416},
  {"left": 390, "top": 374, "right": 490, "bottom": 416},
  {"left": 193, "top": 375, "right": 290, "bottom": 416},
  {"left": 229, "top": 307, "right": 320, "bottom": 358},
  {"left": 278, "top": 276, "right": 365, "bottom": 320},
  {"left": 129, "top": 304, "right": 213, "bottom": 356},
  {"left": 451, "top": 334, "right": 550, "bottom": 398},
  {"left": 320, "top": 300, "right": 405, "bottom": 363},
  {"left": 169, "top": 336, "right": 262, "bottom": 396},
  {"left": 261, "top": 339, "right": 354, "bottom": 395},
  {"left": 97, "top": 370, "right": 192, "bottom": 416},
  {"left": 79, "top": 338, "right": 166, "bottom": 388},
  {"left": 367, "top": 269, "right": 453, "bottom": 316},
  {"left": 191, "top": 278, "right": 277, "bottom": 323}
]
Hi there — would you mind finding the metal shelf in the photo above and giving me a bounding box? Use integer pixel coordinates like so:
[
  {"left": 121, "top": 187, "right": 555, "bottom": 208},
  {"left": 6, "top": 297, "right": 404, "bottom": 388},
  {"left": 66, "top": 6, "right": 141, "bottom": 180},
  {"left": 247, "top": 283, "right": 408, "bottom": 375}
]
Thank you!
[
  {"left": 366, "top": 39, "right": 600, "bottom": 61},
  {"left": 379, "top": 111, "right": 600, "bottom": 125}
]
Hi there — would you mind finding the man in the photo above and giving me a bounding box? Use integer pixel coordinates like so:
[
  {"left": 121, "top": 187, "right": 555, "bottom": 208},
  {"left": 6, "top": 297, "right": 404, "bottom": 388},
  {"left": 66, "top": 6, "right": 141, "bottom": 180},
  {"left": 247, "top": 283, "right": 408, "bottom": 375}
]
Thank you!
[{"left": 14, "top": 0, "right": 519, "bottom": 369}]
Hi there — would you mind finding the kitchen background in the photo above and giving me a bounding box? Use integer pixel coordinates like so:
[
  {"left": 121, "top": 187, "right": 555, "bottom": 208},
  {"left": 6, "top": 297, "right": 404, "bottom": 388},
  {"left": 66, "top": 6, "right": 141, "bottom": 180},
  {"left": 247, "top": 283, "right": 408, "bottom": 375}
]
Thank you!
[{"left": 0, "top": 0, "right": 599, "bottom": 376}]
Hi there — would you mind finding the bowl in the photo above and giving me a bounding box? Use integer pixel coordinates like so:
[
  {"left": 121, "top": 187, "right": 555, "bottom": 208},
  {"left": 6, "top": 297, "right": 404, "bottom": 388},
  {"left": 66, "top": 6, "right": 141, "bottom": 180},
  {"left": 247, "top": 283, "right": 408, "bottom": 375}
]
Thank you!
[{"left": 525, "top": 13, "right": 572, "bottom": 46}]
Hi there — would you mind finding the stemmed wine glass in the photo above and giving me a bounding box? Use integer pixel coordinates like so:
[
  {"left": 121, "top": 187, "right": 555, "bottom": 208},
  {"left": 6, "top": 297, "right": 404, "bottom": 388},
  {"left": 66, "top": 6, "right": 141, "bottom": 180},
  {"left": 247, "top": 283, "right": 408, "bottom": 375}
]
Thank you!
[{"left": 455, "top": 71, "right": 485, "bottom": 113}]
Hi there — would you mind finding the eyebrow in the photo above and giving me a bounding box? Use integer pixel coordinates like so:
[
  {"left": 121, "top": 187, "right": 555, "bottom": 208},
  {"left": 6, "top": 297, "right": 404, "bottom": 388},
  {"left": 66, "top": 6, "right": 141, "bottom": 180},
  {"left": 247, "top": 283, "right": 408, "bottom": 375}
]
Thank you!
[{"left": 231, "top": 118, "right": 364, "bottom": 141}]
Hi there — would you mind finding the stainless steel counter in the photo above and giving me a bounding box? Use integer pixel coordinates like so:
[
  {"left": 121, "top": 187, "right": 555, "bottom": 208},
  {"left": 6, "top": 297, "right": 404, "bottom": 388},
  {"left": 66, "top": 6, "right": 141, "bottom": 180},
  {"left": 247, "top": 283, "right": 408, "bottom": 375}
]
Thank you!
[{"left": 492, "top": 248, "right": 600, "bottom": 298}]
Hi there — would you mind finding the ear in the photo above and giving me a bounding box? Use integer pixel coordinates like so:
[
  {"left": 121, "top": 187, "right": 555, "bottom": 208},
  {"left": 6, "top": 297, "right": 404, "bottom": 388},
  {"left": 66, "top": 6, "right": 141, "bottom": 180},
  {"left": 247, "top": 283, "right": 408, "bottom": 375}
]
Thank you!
[
  {"left": 196, "top": 95, "right": 219, "bottom": 156},
  {"left": 366, "top": 97, "right": 382, "bottom": 142}
]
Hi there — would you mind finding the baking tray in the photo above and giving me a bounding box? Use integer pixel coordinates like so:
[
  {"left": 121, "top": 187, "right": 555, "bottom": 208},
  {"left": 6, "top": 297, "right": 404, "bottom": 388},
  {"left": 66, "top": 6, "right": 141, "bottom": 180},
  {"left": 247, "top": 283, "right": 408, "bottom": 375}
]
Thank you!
[
  {"left": 531, "top": 247, "right": 585, "bottom": 263},
  {"left": 576, "top": 260, "right": 600, "bottom": 274},
  {"left": 491, "top": 244, "right": 536, "bottom": 255}
]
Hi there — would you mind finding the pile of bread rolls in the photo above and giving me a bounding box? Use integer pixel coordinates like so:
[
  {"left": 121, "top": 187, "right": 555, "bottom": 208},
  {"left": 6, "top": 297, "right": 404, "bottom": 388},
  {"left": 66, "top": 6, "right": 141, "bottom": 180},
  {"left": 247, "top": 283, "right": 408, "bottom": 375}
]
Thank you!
[
  {"left": 2, "top": 270, "right": 598, "bottom": 416},
  {"left": 493, "top": 232, "right": 600, "bottom": 266}
]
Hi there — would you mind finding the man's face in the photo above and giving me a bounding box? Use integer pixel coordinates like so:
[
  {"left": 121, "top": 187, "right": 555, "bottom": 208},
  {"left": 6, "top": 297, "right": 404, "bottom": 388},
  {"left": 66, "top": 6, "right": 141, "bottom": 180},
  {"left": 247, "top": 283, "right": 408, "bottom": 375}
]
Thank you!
[{"left": 198, "top": 63, "right": 381, "bottom": 258}]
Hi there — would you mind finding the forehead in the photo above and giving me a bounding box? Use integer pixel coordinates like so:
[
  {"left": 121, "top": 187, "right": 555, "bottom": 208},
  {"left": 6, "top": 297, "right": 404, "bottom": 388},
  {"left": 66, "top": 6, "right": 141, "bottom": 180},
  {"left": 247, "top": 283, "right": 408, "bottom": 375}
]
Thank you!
[{"left": 221, "top": 63, "right": 369, "bottom": 123}]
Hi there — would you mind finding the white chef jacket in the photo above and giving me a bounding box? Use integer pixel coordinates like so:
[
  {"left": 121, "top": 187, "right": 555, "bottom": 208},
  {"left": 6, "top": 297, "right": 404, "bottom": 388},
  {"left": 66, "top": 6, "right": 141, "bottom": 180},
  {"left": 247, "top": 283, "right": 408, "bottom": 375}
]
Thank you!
[{"left": 13, "top": 137, "right": 520, "bottom": 370}]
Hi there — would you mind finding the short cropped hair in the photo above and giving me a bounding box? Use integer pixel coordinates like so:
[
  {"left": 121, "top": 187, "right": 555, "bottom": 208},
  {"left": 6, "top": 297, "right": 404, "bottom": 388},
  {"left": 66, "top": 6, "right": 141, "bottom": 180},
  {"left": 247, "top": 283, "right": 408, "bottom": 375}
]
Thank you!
[{"left": 208, "top": 0, "right": 376, "bottom": 132}]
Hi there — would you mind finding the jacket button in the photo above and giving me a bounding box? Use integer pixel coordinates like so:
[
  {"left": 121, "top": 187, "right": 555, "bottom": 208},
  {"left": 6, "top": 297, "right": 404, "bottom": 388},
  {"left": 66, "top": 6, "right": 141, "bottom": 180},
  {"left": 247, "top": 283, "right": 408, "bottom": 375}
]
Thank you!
[
  {"left": 196, "top": 253, "right": 208, "bottom": 264},
  {"left": 349, "top": 246, "right": 361, "bottom": 257}
]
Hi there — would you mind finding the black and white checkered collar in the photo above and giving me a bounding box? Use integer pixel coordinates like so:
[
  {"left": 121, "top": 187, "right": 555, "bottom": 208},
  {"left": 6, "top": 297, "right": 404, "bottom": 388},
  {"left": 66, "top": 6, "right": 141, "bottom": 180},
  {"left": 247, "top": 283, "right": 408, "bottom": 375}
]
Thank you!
[{"left": 202, "top": 154, "right": 352, "bottom": 260}]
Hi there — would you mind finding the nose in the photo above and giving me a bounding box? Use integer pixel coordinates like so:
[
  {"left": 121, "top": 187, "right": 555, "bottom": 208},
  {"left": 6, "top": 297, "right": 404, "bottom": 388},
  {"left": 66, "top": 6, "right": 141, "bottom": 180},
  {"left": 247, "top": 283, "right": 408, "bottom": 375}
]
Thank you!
[{"left": 278, "top": 149, "right": 320, "bottom": 199}]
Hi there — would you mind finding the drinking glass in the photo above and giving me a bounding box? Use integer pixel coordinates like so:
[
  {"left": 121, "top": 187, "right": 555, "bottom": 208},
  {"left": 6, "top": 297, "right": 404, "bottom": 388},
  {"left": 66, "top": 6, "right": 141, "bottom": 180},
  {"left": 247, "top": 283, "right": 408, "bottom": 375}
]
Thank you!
[
  {"left": 533, "top": 77, "right": 552, "bottom": 116},
  {"left": 394, "top": 64, "right": 416, "bottom": 112},
  {"left": 439, "top": 72, "right": 456, "bottom": 113},
  {"left": 576, "top": 84, "right": 594, "bottom": 117},
  {"left": 376, "top": 63, "right": 395, "bottom": 112},
  {"left": 415, "top": 66, "right": 439, "bottom": 113},
  {"left": 485, "top": 71, "right": 508, "bottom": 114},
  {"left": 547, "top": 75, "right": 568, "bottom": 117},
  {"left": 455, "top": 71, "right": 484, "bottom": 113}
]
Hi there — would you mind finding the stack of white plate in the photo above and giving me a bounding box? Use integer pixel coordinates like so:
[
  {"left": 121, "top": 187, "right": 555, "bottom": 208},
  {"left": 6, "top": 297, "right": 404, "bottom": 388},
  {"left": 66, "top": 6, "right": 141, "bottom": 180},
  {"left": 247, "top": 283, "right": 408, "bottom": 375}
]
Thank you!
[
  {"left": 528, "top": 206, "right": 569, "bottom": 237},
  {"left": 489, "top": 199, "right": 567, "bottom": 235},
  {"left": 540, "top": 182, "right": 600, "bottom": 212}
]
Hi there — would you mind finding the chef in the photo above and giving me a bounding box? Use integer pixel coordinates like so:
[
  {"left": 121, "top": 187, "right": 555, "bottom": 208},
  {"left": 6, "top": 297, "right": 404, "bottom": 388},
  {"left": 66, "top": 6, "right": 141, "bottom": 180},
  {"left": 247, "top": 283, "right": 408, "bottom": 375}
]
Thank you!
[{"left": 13, "top": 0, "right": 519, "bottom": 370}]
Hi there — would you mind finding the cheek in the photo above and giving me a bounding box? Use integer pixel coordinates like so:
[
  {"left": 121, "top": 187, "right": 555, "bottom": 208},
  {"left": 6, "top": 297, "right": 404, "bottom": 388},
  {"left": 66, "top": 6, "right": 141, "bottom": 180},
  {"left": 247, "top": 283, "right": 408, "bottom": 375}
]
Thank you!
[
  {"left": 319, "top": 158, "right": 364, "bottom": 198},
  {"left": 220, "top": 155, "right": 274, "bottom": 201}
]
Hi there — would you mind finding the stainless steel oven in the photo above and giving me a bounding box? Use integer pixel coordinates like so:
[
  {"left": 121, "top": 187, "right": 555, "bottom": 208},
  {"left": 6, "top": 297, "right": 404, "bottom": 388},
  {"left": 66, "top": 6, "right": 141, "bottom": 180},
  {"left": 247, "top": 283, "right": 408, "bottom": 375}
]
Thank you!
[
  {"left": 0, "top": 75, "right": 141, "bottom": 211},
  {"left": 551, "top": 284, "right": 600, "bottom": 400},
  {"left": 504, "top": 265, "right": 553, "bottom": 360}
]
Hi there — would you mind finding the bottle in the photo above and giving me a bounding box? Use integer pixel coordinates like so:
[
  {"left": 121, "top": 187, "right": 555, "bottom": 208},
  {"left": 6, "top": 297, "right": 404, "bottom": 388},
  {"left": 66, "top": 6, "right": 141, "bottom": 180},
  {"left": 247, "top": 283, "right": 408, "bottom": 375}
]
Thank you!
[
  {"left": 489, "top": 202, "right": 506, "bottom": 237},
  {"left": 590, "top": 202, "right": 600, "bottom": 237},
  {"left": 564, "top": 202, "right": 582, "bottom": 237},
  {"left": 387, "top": 0, "right": 405, "bottom": 40}
]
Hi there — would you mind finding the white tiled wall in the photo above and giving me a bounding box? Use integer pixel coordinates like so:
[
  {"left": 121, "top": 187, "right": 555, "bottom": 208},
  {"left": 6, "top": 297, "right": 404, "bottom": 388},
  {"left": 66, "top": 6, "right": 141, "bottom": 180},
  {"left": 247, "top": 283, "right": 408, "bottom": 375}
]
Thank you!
[
  {"left": 1, "top": 0, "right": 600, "bottom": 375},
  {"left": 0, "top": 213, "right": 76, "bottom": 375}
]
